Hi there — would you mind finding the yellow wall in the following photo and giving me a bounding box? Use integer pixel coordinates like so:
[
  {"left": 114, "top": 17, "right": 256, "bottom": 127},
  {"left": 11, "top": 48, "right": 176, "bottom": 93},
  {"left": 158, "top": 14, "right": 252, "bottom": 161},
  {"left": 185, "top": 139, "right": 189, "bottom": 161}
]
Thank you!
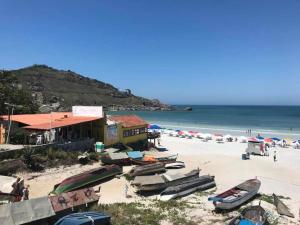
[
  {"left": 0, "top": 124, "right": 5, "bottom": 144},
  {"left": 103, "top": 124, "right": 148, "bottom": 146},
  {"left": 120, "top": 125, "right": 148, "bottom": 145}
]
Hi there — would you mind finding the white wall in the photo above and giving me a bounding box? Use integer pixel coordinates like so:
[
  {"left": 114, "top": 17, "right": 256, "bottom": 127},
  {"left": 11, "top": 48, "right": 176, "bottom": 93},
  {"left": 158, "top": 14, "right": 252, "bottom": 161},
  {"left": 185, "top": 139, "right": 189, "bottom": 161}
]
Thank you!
[{"left": 72, "top": 106, "right": 103, "bottom": 117}]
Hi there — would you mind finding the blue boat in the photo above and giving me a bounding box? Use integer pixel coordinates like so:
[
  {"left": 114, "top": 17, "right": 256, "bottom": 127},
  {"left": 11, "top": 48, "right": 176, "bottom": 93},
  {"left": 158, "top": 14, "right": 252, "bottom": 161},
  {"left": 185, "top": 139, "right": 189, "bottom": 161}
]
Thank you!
[
  {"left": 228, "top": 205, "right": 267, "bottom": 225},
  {"left": 54, "top": 212, "right": 110, "bottom": 225}
]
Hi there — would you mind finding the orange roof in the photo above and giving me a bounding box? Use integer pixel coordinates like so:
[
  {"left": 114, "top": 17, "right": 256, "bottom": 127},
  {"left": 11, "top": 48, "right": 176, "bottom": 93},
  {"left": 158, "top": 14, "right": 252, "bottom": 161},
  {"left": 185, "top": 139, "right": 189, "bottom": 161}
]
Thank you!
[
  {"left": 0, "top": 112, "right": 101, "bottom": 130},
  {"left": 24, "top": 116, "right": 100, "bottom": 130},
  {"left": 0, "top": 112, "right": 73, "bottom": 126},
  {"left": 109, "top": 115, "right": 148, "bottom": 128}
]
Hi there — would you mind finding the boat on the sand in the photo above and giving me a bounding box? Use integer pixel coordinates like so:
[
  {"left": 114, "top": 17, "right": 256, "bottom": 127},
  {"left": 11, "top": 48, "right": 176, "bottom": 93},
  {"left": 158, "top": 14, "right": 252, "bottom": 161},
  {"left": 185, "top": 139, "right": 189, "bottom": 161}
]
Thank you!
[
  {"left": 160, "top": 175, "right": 216, "bottom": 201},
  {"left": 228, "top": 205, "right": 267, "bottom": 225},
  {"left": 52, "top": 165, "right": 122, "bottom": 195},
  {"left": 132, "top": 168, "right": 200, "bottom": 192},
  {"left": 208, "top": 179, "right": 261, "bottom": 210},
  {"left": 165, "top": 161, "right": 185, "bottom": 169},
  {"left": 131, "top": 154, "right": 178, "bottom": 165},
  {"left": 273, "top": 193, "right": 294, "bottom": 218},
  {"left": 129, "top": 162, "right": 166, "bottom": 177}
]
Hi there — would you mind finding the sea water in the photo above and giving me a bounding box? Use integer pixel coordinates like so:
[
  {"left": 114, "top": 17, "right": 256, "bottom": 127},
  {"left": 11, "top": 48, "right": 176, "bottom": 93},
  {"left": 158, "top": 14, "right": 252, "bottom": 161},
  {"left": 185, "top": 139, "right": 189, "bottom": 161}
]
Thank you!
[{"left": 109, "top": 106, "right": 300, "bottom": 139}]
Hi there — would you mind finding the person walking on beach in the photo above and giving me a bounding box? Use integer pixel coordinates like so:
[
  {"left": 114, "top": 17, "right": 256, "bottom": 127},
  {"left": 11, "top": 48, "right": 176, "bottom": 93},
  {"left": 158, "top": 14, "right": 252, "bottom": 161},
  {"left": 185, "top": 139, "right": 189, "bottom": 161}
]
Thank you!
[
  {"left": 273, "top": 150, "right": 277, "bottom": 162},
  {"left": 124, "top": 184, "right": 129, "bottom": 198}
]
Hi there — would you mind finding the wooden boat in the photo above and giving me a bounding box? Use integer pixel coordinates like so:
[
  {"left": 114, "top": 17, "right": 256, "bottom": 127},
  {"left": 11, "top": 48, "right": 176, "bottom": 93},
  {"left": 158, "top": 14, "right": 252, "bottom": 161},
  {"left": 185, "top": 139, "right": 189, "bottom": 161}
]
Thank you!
[
  {"left": 228, "top": 205, "right": 267, "bottom": 225},
  {"left": 208, "top": 179, "right": 261, "bottom": 210},
  {"left": 100, "top": 152, "right": 131, "bottom": 165},
  {"left": 128, "top": 162, "right": 166, "bottom": 177},
  {"left": 52, "top": 165, "right": 122, "bottom": 195},
  {"left": 165, "top": 161, "right": 185, "bottom": 169},
  {"left": 160, "top": 175, "right": 216, "bottom": 201},
  {"left": 132, "top": 168, "right": 200, "bottom": 192},
  {"left": 131, "top": 154, "right": 178, "bottom": 165},
  {"left": 273, "top": 193, "right": 294, "bottom": 218}
]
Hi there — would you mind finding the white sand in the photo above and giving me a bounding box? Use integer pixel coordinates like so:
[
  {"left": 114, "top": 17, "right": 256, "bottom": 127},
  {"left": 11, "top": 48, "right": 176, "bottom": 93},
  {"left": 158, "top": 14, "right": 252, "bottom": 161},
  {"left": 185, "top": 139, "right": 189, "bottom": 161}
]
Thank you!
[{"left": 22, "top": 133, "right": 300, "bottom": 223}]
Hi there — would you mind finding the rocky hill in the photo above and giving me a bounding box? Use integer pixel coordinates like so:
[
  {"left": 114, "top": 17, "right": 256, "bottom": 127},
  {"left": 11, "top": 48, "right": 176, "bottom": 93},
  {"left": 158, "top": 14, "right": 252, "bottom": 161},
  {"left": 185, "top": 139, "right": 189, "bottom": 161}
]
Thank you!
[{"left": 8, "top": 65, "right": 170, "bottom": 112}]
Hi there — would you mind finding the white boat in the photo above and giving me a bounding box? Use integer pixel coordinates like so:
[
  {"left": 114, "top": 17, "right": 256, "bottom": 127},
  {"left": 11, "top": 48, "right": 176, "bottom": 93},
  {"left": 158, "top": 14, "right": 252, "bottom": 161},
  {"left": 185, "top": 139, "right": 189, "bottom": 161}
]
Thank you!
[{"left": 165, "top": 161, "right": 185, "bottom": 169}]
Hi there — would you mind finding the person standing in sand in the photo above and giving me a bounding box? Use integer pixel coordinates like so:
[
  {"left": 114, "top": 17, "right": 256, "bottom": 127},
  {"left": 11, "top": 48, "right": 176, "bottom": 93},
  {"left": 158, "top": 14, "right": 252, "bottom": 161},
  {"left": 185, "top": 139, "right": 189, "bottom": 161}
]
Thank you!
[
  {"left": 273, "top": 150, "right": 277, "bottom": 162},
  {"left": 22, "top": 185, "right": 29, "bottom": 201}
]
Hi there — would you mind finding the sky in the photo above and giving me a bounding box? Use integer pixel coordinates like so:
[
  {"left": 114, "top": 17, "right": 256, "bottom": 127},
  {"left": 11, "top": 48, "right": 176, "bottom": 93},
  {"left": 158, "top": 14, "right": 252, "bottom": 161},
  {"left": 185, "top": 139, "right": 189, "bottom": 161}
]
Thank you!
[{"left": 1, "top": 1, "right": 300, "bottom": 105}]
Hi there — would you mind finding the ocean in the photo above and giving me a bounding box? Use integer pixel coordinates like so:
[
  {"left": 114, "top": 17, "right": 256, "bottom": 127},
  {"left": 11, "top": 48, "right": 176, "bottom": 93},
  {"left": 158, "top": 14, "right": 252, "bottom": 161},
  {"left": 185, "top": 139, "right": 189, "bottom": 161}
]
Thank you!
[{"left": 108, "top": 106, "right": 300, "bottom": 138}]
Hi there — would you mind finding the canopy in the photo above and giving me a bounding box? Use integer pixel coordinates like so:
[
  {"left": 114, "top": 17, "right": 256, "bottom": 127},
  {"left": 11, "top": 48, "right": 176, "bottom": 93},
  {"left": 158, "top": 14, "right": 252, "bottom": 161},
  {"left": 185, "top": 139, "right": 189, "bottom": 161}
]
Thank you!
[
  {"left": 54, "top": 212, "right": 110, "bottom": 225},
  {"left": 127, "top": 151, "right": 143, "bottom": 159},
  {"left": 148, "top": 124, "right": 161, "bottom": 129}
]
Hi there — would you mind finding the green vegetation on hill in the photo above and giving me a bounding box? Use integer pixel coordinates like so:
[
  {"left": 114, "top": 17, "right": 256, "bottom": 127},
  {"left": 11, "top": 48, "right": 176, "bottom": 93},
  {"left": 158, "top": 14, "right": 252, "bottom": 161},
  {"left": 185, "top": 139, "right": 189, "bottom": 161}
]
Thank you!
[
  {"left": 4, "top": 64, "right": 169, "bottom": 112},
  {"left": 0, "top": 71, "right": 38, "bottom": 115}
]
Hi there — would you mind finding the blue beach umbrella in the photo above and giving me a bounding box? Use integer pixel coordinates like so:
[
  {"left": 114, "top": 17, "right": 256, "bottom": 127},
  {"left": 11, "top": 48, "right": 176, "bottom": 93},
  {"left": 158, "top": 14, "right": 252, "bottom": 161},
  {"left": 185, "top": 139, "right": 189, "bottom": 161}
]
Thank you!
[
  {"left": 257, "top": 136, "right": 264, "bottom": 140},
  {"left": 148, "top": 124, "right": 162, "bottom": 129},
  {"left": 271, "top": 137, "right": 280, "bottom": 141}
]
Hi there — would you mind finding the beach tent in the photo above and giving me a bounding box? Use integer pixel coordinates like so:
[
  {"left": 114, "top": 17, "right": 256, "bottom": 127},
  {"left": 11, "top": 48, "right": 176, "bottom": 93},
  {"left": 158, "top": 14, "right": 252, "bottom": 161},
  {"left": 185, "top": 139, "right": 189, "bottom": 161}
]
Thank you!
[
  {"left": 246, "top": 140, "right": 264, "bottom": 155},
  {"left": 127, "top": 151, "right": 143, "bottom": 160},
  {"left": 292, "top": 141, "right": 300, "bottom": 149},
  {"left": 224, "top": 134, "right": 233, "bottom": 142},
  {"left": 0, "top": 196, "right": 55, "bottom": 225},
  {"left": 54, "top": 212, "right": 111, "bottom": 225},
  {"left": 195, "top": 132, "right": 202, "bottom": 138},
  {"left": 201, "top": 133, "right": 212, "bottom": 140},
  {"left": 238, "top": 136, "right": 248, "bottom": 143}
]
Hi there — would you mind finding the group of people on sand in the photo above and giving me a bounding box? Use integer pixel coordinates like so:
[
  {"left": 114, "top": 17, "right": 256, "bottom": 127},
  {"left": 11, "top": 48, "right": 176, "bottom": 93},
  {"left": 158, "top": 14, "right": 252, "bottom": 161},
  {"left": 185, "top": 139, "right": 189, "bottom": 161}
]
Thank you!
[{"left": 11, "top": 177, "right": 30, "bottom": 201}]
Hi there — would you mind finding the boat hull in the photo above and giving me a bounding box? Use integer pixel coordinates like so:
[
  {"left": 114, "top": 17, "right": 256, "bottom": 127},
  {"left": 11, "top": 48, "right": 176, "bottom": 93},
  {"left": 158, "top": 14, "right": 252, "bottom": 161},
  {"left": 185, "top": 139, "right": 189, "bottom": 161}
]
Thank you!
[
  {"left": 52, "top": 165, "right": 122, "bottom": 195},
  {"left": 160, "top": 181, "right": 216, "bottom": 201}
]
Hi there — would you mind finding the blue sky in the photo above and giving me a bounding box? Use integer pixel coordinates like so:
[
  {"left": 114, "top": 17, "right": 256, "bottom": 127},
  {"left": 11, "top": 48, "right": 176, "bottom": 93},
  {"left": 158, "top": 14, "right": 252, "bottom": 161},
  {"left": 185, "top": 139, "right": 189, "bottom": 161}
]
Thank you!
[{"left": 1, "top": 1, "right": 300, "bottom": 105}]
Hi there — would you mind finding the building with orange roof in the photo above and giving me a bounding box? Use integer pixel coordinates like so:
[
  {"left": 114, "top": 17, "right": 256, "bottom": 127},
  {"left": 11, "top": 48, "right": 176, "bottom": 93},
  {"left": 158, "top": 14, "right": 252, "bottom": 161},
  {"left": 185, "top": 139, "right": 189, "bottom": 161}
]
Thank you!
[
  {"left": 106, "top": 115, "right": 148, "bottom": 146},
  {"left": 0, "top": 106, "right": 105, "bottom": 145},
  {"left": 0, "top": 106, "right": 149, "bottom": 148}
]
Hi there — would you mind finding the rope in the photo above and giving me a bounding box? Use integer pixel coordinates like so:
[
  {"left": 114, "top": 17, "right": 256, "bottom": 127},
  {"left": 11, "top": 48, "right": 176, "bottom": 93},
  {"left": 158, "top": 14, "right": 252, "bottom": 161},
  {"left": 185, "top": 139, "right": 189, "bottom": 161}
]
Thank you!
[{"left": 84, "top": 215, "right": 95, "bottom": 225}]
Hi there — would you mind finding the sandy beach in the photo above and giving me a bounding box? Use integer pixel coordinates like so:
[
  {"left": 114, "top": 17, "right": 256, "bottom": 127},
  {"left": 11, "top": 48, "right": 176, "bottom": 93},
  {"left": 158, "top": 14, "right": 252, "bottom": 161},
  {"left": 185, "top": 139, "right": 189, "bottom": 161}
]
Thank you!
[{"left": 21, "top": 133, "right": 300, "bottom": 224}]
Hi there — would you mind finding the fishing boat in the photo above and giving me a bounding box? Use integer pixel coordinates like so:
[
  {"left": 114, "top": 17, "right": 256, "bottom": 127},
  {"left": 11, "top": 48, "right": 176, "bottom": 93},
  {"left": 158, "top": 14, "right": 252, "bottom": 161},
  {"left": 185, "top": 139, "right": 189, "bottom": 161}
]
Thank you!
[
  {"left": 131, "top": 154, "right": 178, "bottom": 165},
  {"left": 132, "top": 168, "right": 200, "bottom": 192},
  {"left": 160, "top": 175, "right": 216, "bottom": 201},
  {"left": 228, "top": 205, "right": 267, "bottom": 225},
  {"left": 165, "top": 161, "right": 185, "bottom": 169},
  {"left": 52, "top": 165, "right": 122, "bottom": 195},
  {"left": 273, "top": 193, "right": 294, "bottom": 218},
  {"left": 208, "top": 179, "right": 261, "bottom": 210},
  {"left": 128, "top": 162, "right": 166, "bottom": 177}
]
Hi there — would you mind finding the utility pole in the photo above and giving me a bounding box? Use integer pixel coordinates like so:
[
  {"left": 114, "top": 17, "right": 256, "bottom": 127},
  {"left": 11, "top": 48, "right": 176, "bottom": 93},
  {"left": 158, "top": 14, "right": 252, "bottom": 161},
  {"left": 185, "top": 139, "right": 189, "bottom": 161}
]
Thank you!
[{"left": 5, "top": 103, "right": 22, "bottom": 144}]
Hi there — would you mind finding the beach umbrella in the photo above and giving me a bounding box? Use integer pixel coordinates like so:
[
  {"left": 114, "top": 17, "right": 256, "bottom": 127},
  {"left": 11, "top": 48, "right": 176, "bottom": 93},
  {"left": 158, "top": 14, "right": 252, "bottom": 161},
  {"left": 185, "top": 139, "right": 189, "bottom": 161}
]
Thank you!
[
  {"left": 256, "top": 136, "right": 264, "bottom": 140},
  {"left": 148, "top": 124, "right": 162, "bottom": 129},
  {"left": 284, "top": 138, "right": 292, "bottom": 145},
  {"left": 264, "top": 138, "right": 273, "bottom": 143},
  {"left": 248, "top": 137, "right": 259, "bottom": 142},
  {"left": 271, "top": 137, "right": 280, "bottom": 141}
]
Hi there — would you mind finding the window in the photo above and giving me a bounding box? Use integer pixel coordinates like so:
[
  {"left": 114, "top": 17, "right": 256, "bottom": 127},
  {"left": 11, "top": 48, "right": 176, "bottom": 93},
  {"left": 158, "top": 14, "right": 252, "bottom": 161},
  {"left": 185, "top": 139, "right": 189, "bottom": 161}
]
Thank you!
[{"left": 123, "top": 127, "right": 147, "bottom": 137}]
